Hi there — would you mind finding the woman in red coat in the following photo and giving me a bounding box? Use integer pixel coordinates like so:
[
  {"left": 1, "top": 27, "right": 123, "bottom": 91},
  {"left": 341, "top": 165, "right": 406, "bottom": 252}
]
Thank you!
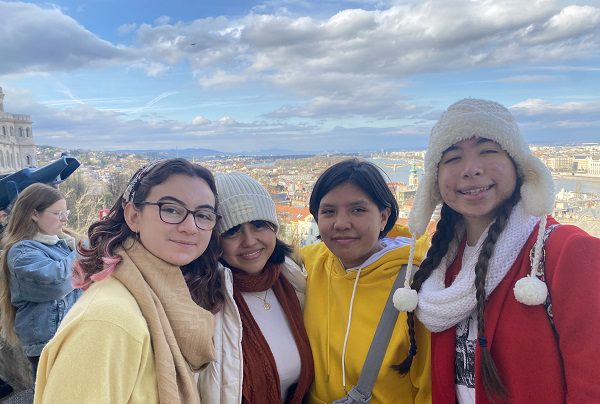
[{"left": 392, "top": 98, "right": 600, "bottom": 403}]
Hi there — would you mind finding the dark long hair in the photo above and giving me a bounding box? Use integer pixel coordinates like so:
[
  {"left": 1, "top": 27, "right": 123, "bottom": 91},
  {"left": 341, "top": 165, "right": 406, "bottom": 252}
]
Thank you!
[
  {"left": 397, "top": 177, "right": 523, "bottom": 400},
  {"left": 309, "top": 158, "right": 398, "bottom": 239},
  {"left": 75, "top": 158, "right": 224, "bottom": 312}
]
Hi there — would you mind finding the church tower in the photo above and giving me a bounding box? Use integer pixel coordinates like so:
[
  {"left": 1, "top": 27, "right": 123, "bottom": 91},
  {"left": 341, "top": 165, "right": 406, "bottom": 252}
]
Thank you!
[
  {"left": 408, "top": 161, "right": 418, "bottom": 189},
  {"left": 0, "top": 86, "right": 4, "bottom": 112}
]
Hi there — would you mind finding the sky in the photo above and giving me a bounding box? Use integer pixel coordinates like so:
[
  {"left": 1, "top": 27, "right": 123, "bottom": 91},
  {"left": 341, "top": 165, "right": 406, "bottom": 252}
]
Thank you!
[{"left": 0, "top": 0, "right": 599, "bottom": 154}]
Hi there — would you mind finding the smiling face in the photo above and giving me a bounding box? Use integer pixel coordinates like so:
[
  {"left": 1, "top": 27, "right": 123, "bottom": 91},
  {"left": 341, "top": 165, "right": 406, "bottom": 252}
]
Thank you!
[
  {"left": 220, "top": 220, "right": 277, "bottom": 275},
  {"left": 32, "top": 198, "right": 68, "bottom": 236},
  {"left": 317, "top": 182, "right": 390, "bottom": 269},
  {"left": 437, "top": 137, "right": 518, "bottom": 240},
  {"left": 124, "top": 173, "right": 216, "bottom": 267}
]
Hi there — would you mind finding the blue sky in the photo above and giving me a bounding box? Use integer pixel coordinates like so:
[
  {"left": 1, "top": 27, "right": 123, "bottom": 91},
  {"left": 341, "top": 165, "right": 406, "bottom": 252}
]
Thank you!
[{"left": 1, "top": 0, "right": 599, "bottom": 153}]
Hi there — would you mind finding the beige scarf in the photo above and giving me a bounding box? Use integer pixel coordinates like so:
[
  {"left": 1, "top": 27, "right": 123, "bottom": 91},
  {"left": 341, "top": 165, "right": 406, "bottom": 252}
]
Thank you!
[{"left": 112, "top": 239, "right": 215, "bottom": 404}]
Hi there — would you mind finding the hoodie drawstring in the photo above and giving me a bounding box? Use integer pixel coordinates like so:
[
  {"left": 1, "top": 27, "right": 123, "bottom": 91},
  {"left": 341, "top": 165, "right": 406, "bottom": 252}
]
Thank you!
[
  {"left": 340, "top": 265, "right": 364, "bottom": 393},
  {"left": 326, "top": 261, "right": 332, "bottom": 381}
]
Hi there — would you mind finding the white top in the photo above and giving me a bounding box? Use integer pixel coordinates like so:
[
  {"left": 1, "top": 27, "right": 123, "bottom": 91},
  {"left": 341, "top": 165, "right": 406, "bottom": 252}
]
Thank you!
[
  {"left": 196, "top": 258, "right": 307, "bottom": 404},
  {"left": 455, "top": 244, "right": 478, "bottom": 404},
  {"left": 242, "top": 288, "right": 302, "bottom": 402}
]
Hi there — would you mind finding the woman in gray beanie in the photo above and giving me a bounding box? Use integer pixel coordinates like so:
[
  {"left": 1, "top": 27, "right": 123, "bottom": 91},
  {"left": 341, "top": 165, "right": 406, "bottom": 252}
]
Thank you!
[
  {"left": 392, "top": 98, "right": 600, "bottom": 403},
  {"left": 197, "top": 172, "right": 314, "bottom": 404}
]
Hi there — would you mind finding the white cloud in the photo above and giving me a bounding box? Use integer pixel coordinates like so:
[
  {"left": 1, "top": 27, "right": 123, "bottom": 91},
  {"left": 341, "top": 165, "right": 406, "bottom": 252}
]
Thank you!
[
  {"left": 198, "top": 70, "right": 247, "bottom": 87},
  {"left": 0, "top": 1, "right": 128, "bottom": 75},
  {"left": 510, "top": 98, "right": 600, "bottom": 138},
  {"left": 192, "top": 116, "right": 210, "bottom": 125},
  {"left": 497, "top": 75, "right": 563, "bottom": 83},
  {"left": 154, "top": 16, "right": 171, "bottom": 25},
  {"left": 118, "top": 23, "right": 138, "bottom": 35},
  {"left": 217, "top": 116, "right": 237, "bottom": 125},
  {"left": 512, "top": 98, "right": 600, "bottom": 115},
  {"left": 3, "top": 0, "right": 600, "bottom": 151},
  {"left": 522, "top": 5, "right": 600, "bottom": 45},
  {"left": 9, "top": 89, "right": 599, "bottom": 152}
]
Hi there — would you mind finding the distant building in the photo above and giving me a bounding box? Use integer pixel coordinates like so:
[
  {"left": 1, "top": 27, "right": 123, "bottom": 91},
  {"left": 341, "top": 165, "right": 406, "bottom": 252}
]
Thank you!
[
  {"left": 0, "top": 87, "right": 36, "bottom": 174},
  {"left": 275, "top": 205, "right": 318, "bottom": 246},
  {"left": 388, "top": 181, "right": 416, "bottom": 203},
  {"left": 408, "top": 163, "right": 419, "bottom": 189},
  {"left": 588, "top": 157, "right": 600, "bottom": 176},
  {"left": 573, "top": 155, "right": 588, "bottom": 173},
  {"left": 545, "top": 156, "right": 572, "bottom": 172}
]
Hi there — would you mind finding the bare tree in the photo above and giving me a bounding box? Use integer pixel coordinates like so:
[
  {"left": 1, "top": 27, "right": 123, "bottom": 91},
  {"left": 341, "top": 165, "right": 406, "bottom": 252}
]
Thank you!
[
  {"left": 106, "top": 171, "right": 130, "bottom": 207},
  {"left": 58, "top": 172, "right": 108, "bottom": 235}
]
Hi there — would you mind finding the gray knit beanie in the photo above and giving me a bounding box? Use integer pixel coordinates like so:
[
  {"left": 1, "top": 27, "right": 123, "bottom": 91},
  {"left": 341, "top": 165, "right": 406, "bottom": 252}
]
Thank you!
[{"left": 215, "top": 172, "right": 279, "bottom": 236}]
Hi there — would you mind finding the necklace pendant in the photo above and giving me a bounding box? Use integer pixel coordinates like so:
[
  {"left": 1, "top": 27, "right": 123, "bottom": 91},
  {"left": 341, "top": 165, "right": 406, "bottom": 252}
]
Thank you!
[{"left": 263, "top": 302, "right": 272, "bottom": 310}]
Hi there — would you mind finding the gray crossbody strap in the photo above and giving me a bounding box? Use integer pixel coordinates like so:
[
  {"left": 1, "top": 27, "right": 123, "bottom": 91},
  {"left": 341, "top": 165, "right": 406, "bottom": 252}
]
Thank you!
[{"left": 333, "top": 265, "right": 408, "bottom": 403}]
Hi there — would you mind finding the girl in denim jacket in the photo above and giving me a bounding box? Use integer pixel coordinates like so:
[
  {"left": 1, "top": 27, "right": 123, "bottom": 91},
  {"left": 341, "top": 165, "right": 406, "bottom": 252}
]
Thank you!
[{"left": 0, "top": 183, "right": 81, "bottom": 382}]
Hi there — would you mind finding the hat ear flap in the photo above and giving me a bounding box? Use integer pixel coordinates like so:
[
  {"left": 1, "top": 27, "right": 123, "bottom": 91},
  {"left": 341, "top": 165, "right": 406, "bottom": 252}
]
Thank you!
[
  {"left": 519, "top": 157, "right": 555, "bottom": 217},
  {"left": 408, "top": 173, "right": 440, "bottom": 236}
]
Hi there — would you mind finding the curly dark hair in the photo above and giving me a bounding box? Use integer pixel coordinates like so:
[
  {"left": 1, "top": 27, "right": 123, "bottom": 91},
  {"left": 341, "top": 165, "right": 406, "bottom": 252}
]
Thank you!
[{"left": 75, "top": 158, "right": 224, "bottom": 312}]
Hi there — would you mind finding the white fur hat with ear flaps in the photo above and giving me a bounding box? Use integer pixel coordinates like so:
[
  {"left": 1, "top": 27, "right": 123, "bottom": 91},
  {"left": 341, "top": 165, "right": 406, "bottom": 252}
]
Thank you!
[{"left": 393, "top": 98, "right": 556, "bottom": 312}]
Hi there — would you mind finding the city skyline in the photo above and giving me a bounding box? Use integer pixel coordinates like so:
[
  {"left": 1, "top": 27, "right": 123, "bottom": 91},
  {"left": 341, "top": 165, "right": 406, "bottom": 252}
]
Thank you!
[
  {"left": 31, "top": 144, "right": 600, "bottom": 237},
  {"left": 1, "top": 0, "right": 599, "bottom": 153}
]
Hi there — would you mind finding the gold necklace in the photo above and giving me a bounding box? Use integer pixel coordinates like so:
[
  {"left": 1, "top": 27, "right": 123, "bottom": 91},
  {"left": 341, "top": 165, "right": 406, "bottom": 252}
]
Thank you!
[{"left": 254, "top": 290, "right": 271, "bottom": 310}]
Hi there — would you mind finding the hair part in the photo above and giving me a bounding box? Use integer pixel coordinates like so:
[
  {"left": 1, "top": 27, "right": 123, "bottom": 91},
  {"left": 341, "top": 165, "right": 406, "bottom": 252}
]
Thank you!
[
  {"left": 309, "top": 158, "right": 399, "bottom": 238},
  {"left": 0, "top": 183, "right": 65, "bottom": 344},
  {"left": 74, "top": 158, "right": 224, "bottom": 312}
]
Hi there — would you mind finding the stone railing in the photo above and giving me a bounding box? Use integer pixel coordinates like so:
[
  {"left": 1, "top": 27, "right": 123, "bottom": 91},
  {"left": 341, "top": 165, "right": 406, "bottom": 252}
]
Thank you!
[{"left": 9, "top": 115, "right": 31, "bottom": 122}]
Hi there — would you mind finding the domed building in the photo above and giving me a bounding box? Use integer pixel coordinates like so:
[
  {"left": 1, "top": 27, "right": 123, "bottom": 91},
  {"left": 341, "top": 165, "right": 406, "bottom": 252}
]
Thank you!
[{"left": 0, "top": 86, "right": 36, "bottom": 174}]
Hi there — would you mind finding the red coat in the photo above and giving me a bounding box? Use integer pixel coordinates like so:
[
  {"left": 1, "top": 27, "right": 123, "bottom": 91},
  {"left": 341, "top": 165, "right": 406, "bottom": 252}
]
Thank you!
[{"left": 431, "top": 217, "right": 600, "bottom": 403}]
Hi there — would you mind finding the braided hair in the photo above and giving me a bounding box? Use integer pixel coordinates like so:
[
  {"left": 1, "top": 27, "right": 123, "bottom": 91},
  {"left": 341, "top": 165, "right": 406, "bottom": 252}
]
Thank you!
[
  {"left": 393, "top": 203, "right": 460, "bottom": 372},
  {"left": 397, "top": 180, "right": 522, "bottom": 400}
]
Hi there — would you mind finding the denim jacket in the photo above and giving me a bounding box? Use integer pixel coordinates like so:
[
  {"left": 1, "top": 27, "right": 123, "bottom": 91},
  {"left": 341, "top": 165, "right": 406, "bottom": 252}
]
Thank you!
[{"left": 7, "top": 236, "right": 82, "bottom": 356}]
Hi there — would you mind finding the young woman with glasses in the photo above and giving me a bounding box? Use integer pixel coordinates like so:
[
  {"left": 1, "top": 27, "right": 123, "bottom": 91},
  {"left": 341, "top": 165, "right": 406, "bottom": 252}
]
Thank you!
[
  {"left": 0, "top": 183, "right": 81, "bottom": 384},
  {"left": 197, "top": 172, "right": 313, "bottom": 404},
  {"left": 34, "top": 158, "right": 221, "bottom": 404}
]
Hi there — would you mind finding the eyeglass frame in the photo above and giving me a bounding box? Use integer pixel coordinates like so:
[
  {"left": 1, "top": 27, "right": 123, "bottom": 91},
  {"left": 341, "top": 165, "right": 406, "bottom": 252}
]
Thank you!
[
  {"left": 136, "top": 201, "right": 220, "bottom": 231},
  {"left": 45, "top": 210, "right": 70, "bottom": 220}
]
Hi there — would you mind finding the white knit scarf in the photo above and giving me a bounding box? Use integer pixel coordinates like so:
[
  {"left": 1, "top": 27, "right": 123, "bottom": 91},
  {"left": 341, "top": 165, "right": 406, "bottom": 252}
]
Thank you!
[{"left": 416, "top": 201, "right": 538, "bottom": 332}]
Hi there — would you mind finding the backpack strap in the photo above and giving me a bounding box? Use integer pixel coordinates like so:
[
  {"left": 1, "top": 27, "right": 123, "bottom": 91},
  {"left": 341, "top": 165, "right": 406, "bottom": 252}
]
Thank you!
[
  {"left": 332, "top": 265, "right": 408, "bottom": 403},
  {"left": 530, "top": 223, "right": 561, "bottom": 331}
]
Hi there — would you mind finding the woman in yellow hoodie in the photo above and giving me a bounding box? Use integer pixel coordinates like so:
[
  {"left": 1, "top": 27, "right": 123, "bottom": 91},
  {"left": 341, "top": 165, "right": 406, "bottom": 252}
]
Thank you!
[{"left": 302, "top": 158, "right": 431, "bottom": 404}]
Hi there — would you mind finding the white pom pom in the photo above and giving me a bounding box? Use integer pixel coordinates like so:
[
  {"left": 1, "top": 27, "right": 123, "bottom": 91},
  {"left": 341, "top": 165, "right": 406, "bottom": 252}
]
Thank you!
[
  {"left": 393, "top": 288, "right": 418, "bottom": 312},
  {"left": 514, "top": 276, "right": 548, "bottom": 305}
]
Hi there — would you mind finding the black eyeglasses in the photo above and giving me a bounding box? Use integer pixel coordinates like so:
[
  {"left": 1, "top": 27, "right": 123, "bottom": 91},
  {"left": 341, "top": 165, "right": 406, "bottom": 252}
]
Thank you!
[{"left": 138, "top": 201, "right": 220, "bottom": 231}]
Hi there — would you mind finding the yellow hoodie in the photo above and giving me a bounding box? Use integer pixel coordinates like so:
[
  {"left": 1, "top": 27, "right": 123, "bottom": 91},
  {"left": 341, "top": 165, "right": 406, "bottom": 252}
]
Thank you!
[{"left": 302, "top": 224, "right": 431, "bottom": 404}]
